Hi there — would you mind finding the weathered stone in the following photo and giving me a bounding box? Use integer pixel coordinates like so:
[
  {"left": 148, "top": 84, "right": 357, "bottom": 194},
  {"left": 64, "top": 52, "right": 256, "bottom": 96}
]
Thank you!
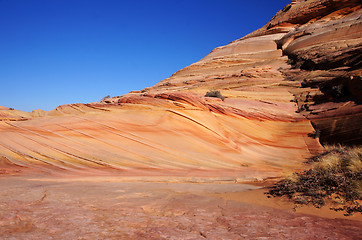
[{"left": 0, "top": 0, "right": 360, "bottom": 177}]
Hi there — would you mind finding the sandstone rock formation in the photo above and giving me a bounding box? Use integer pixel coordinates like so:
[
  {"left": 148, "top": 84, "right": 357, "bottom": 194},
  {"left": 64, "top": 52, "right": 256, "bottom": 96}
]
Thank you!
[
  {"left": 0, "top": 106, "right": 31, "bottom": 121},
  {"left": 0, "top": 0, "right": 360, "bottom": 179}
]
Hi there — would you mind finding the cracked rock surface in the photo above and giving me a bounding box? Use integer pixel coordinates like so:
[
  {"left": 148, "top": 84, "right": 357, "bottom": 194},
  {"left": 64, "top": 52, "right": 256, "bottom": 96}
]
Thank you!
[{"left": 1, "top": 177, "right": 361, "bottom": 240}]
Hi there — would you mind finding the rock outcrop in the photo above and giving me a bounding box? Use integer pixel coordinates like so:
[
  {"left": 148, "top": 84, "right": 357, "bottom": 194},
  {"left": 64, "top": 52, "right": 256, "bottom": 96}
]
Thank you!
[
  {"left": 0, "top": 106, "right": 31, "bottom": 121},
  {"left": 275, "top": 0, "right": 362, "bottom": 145},
  {"left": 0, "top": 0, "right": 360, "bottom": 179}
]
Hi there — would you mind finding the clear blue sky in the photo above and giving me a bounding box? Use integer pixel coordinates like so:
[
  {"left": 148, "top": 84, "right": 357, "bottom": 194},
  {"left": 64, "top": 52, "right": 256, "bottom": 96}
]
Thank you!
[{"left": 0, "top": 0, "right": 290, "bottom": 112}]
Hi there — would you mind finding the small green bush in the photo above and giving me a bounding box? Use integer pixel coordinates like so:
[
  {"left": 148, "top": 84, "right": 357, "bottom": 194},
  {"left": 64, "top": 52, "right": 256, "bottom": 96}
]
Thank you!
[{"left": 205, "top": 90, "right": 225, "bottom": 101}]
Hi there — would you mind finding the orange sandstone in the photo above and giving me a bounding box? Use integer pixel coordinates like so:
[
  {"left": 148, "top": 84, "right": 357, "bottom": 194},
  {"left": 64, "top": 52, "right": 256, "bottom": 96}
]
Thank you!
[{"left": 1, "top": 0, "right": 361, "bottom": 180}]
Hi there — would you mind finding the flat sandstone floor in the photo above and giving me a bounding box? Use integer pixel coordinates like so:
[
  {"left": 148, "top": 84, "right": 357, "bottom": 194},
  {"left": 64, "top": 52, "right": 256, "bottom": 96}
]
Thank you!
[{"left": 0, "top": 176, "right": 361, "bottom": 239}]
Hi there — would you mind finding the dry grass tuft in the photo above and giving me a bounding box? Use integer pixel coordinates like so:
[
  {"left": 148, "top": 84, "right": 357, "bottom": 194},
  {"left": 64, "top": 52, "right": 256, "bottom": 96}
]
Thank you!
[{"left": 266, "top": 145, "right": 362, "bottom": 216}]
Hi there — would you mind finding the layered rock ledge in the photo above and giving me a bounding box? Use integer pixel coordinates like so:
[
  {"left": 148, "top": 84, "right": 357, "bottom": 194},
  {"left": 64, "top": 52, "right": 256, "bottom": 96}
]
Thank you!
[{"left": 0, "top": 0, "right": 360, "bottom": 180}]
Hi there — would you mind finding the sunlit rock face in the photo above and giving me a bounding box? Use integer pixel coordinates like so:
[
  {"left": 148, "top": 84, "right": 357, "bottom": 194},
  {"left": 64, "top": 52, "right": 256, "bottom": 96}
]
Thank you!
[
  {"left": 1, "top": 0, "right": 360, "bottom": 178},
  {"left": 0, "top": 106, "right": 31, "bottom": 121}
]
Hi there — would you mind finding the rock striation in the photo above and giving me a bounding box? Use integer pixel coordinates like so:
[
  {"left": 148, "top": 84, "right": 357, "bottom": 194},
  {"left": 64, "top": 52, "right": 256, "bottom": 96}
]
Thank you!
[
  {"left": 0, "top": 0, "right": 360, "bottom": 179},
  {"left": 0, "top": 106, "right": 31, "bottom": 122}
]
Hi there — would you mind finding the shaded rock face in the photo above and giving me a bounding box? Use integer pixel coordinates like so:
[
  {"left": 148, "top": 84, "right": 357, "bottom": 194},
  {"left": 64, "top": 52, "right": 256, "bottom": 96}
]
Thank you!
[
  {"left": 274, "top": 0, "right": 362, "bottom": 145},
  {"left": 0, "top": 0, "right": 360, "bottom": 177},
  {"left": 234, "top": 0, "right": 362, "bottom": 145}
]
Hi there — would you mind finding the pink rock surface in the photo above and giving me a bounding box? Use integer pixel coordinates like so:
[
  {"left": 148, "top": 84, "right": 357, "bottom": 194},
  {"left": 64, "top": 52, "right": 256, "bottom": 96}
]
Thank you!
[{"left": 0, "top": 176, "right": 361, "bottom": 239}]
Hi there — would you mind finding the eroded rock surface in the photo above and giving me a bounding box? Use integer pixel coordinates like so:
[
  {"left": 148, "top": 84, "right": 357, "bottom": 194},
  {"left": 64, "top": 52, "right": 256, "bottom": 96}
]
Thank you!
[
  {"left": 1, "top": 1, "right": 362, "bottom": 239},
  {"left": 0, "top": 177, "right": 361, "bottom": 239},
  {"left": 1, "top": 0, "right": 361, "bottom": 178}
]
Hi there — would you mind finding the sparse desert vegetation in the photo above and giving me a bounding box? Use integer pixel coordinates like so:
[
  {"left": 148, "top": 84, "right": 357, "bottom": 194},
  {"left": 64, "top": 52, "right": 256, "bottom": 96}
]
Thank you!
[
  {"left": 1, "top": 0, "right": 361, "bottom": 238},
  {"left": 267, "top": 145, "right": 362, "bottom": 216},
  {"left": 100, "top": 95, "right": 111, "bottom": 102},
  {"left": 205, "top": 90, "right": 225, "bottom": 100}
]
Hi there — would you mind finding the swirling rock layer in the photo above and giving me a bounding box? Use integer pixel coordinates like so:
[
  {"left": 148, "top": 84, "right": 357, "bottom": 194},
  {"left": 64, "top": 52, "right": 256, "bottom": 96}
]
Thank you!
[
  {"left": 0, "top": 98, "right": 319, "bottom": 179},
  {"left": 1, "top": 0, "right": 361, "bottom": 179}
]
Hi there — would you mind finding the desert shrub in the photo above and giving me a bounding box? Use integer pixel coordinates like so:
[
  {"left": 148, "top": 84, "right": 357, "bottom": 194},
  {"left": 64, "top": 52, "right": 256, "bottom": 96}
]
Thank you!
[
  {"left": 205, "top": 90, "right": 225, "bottom": 101},
  {"left": 296, "top": 104, "right": 309, "bottom": 113},
  {"left": 307, "top": 129, "right": 320, "bottom": 139},
  {"left": 161, "top": 82, "right": 172, "bottom": 87},
  {"left": 266, "top": 145, "right": 362, "bottom": 216},
  {"left": 101, "top": 95, "right": 111, "bottom": 102}
]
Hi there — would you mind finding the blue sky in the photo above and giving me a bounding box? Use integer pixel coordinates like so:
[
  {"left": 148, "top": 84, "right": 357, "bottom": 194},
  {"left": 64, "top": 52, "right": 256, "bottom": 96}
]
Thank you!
[{"left": 0, "top": 0, "right": 290, "bottom": 112}]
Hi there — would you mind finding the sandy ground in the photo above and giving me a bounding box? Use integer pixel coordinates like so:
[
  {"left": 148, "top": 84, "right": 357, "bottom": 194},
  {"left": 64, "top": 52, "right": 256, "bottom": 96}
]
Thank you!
[{"left": 0, "top": 175, "right": 361, "bottom": 240}]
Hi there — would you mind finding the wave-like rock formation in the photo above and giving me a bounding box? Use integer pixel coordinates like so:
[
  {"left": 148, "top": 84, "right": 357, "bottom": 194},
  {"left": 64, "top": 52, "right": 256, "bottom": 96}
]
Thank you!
[{"left": 0, "top": 0, "right": 360, "bottom": 179}]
